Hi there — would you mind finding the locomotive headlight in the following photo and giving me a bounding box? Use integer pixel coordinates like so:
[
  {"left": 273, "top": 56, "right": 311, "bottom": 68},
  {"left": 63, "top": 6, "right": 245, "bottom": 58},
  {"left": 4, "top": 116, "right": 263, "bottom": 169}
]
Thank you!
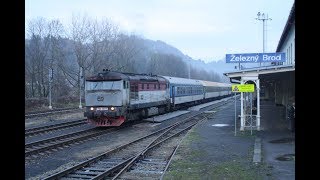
[
  {"left": 90, "top": 107, "right": 94, "bottom": 111},
  {"left": 110, "top": 107, "right": 115, "bottom": 111}
]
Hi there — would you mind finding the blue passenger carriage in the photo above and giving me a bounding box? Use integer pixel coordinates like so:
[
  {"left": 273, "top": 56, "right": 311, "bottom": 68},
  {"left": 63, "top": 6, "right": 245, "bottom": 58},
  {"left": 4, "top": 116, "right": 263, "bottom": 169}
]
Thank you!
[
  {"left": 200, "top": 80, "right": 232, "bottom": 101},
  {"left": 161, "top": 76, "right": 204, "bottom": 107}
]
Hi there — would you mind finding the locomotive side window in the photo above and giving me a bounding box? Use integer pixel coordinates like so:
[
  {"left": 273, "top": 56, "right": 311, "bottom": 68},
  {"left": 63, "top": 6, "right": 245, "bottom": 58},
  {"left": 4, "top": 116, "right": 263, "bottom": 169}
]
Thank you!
[{"left": 130, "top": 83, "right": 138, "bottom": 100}]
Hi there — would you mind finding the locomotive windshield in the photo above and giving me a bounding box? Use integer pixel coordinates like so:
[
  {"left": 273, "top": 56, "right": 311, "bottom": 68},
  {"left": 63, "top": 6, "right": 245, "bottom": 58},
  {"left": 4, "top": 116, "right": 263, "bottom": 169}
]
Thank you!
[{"left": 85, "top": 81, "right": 122, "bottom": 91}]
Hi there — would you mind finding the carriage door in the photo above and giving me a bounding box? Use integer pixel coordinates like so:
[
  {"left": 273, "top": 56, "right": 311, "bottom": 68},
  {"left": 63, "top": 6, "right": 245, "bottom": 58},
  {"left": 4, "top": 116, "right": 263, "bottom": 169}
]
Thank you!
[{"left": 172, "top": 86, "right": 175, "bottom": 106}]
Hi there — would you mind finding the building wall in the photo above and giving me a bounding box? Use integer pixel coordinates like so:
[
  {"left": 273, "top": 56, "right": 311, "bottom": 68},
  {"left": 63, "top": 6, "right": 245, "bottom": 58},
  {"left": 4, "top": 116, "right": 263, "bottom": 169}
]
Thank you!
[{"left": 279, "top": 21, "right": 295, "bottom": 65}]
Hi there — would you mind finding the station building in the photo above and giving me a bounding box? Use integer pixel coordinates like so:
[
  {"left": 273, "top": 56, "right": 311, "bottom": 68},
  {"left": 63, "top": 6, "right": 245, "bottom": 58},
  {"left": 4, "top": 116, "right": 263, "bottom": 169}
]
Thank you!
[{"left": 224, "top": 2, "right": 295, "bottom": 131}]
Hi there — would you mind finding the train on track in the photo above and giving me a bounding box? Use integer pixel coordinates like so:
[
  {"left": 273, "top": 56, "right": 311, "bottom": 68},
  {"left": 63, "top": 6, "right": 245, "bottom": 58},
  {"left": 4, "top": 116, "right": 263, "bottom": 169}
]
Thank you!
[{"left": 84, "top": 69, "right": 232, "bottom": 127}]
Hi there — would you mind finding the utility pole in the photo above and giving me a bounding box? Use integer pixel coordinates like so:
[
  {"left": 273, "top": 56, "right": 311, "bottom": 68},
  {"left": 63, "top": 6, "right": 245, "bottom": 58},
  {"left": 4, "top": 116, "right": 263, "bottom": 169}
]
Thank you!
[
  {"left": 256, "top": 12, "right": 272, "bottom": 67},
  {"left": 48, "top": 68, "right": 53, "bottom": 109}
]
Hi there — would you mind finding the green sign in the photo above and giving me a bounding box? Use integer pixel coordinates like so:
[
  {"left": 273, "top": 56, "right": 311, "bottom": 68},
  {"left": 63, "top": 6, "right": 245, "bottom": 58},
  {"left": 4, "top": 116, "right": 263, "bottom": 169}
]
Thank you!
[{"left": 232, "top": 84, "right": 254, "bottom": 92}]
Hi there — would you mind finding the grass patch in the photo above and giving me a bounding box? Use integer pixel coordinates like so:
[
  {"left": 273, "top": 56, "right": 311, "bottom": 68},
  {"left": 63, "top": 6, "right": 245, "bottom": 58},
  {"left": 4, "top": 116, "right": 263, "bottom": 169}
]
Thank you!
[
  {"left": 164, "top": 160, "right": 266, "bottom": 180},
  {"left": 208, "top": 161, "right": 263, "bottom": 180},
  {"left": 164, "top": 161, "right": 210, "bottom": 180},
  {"left": 164, "top": 131, "right": 268, "bottom": 180},
  {"left": 181, "top": 129, "right": 201, "bottom": 145}
]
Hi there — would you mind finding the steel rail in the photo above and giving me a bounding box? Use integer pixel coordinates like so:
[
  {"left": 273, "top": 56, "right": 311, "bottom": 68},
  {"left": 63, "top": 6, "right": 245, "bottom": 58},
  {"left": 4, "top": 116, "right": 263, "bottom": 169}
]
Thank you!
[{"left": 25, "top": 119, "right": 87, "bottom": 137}]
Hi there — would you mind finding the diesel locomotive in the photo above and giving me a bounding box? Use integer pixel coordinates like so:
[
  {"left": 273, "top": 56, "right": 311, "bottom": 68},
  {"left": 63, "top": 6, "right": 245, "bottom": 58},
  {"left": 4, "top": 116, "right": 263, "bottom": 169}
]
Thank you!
[{"left": 84, "top": 70, "right": 231, "bottom": 127}]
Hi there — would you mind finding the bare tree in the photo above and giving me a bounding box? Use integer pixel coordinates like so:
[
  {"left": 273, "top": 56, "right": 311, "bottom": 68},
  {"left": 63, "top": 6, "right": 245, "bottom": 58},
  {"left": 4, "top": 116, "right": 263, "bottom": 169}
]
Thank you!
[
  {"left": 112, "top": 34, "right": 144, "bottom": 73},
  {"left": 88, "top": 18, "right": 119, "bottom": 75},
  {"left": 65, "top": 13, "right": 93, "bottom": 101},
  {"left": 47, "top": 19, "right": 71, "bottom": 100},
  {"left": 25, "top": 17, "right": 51, "bottom": 98},
  {"left": 147, "top": 53, "right": 188, "bottom": 77}
]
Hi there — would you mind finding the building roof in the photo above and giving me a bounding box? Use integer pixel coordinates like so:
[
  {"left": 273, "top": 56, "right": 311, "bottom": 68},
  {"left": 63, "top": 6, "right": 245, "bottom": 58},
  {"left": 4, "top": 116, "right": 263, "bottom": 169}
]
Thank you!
[
  {"left": 276, "top": 2, "right": 295, "bottom": 52},
  {"left": 223, "top": 64, "right": 295, "bottom": 79},
  {"left": 200, "top": 80, "right": 231, "bottom": 87}
]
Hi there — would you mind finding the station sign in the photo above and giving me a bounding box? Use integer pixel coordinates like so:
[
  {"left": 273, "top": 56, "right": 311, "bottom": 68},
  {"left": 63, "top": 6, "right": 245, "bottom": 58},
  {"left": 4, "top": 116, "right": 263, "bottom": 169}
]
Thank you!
[
  {"left": 226, "top": 52, "right": 286, "bottom": 63},
  {"left": 232, "top": 84, "right": 254, "bottom": 92}
]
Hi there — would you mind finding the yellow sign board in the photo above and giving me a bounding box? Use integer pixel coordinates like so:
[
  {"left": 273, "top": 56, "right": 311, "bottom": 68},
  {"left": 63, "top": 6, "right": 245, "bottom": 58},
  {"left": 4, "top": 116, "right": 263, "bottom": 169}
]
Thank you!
[{"left": 232, "top": 84, "right": 254, "bottom": 92}]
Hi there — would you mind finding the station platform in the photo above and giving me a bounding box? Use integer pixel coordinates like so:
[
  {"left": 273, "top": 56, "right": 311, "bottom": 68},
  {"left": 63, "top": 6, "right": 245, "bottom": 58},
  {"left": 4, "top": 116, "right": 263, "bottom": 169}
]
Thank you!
[
  {"left": 258, "top": 100, "right": 295, "bottom": 179},
  {"left": 144, "top": 96, "right": 233, "bottom": 123},
  {"left": 162, "top": 98, "right": 295, "bottom": 179},
  {"left": 144, "top": 110, "right": 190, "bottom": 123}
]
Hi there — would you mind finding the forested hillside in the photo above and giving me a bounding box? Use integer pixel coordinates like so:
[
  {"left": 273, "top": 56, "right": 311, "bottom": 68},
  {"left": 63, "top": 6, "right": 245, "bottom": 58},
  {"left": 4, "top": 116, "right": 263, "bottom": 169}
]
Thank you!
[{"left": 25, "top": 16, "right": 230, "bottom": 109}]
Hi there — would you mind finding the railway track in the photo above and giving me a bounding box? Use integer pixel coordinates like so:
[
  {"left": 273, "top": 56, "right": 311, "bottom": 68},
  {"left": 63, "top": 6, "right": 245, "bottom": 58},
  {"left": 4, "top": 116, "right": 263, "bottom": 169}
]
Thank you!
[
  {"left": 113, "top": 112, "right": 211, "bottom": 180},
  {"left": 26, "top": 98, "right": 232, "bottom": 179},
  {"left": 25, "top": 107, "right": 83, "bottom": 118},
  {"left": 25, "top": 127, "right": 115, "bottom": 160},
  {"left": 25, "top": 119, "right": 88, "bottom": 137},
  {"left": 42, "top": 111, "right": 212, "bottom": 179}
]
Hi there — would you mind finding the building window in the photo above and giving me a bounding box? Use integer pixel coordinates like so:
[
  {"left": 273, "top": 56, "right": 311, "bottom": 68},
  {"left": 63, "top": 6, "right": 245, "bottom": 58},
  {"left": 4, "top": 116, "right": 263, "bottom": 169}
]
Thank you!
[
  {"left": 289, "top": 45, "right": 291, "bottom": 64},
  {"left": 288, "top": 47, "right": 290, "bottom": 64},
  {"left": 290, "top": 43, "right": 292, "bottom": 64}
]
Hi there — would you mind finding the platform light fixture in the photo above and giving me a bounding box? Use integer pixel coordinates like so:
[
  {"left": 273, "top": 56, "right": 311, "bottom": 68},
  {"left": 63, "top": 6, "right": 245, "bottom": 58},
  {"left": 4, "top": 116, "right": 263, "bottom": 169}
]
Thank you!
[{"left": 256, "top": 12, "right": 272, "bottom": 67}]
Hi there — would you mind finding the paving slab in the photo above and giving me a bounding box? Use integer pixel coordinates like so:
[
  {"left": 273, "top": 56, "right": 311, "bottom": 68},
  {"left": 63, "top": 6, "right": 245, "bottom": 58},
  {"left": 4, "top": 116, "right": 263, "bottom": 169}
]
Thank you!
[{"left": 144, "top": 110, "right": 190, "bottom": 122}]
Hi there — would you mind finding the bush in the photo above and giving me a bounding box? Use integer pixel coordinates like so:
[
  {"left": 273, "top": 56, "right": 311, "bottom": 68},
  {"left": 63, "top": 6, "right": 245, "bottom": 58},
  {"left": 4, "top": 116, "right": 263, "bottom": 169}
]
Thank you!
[
  {"left": 25, "top": 96, "right": 83, "bottom": 112},
  {"left": 25, "top": 98, "right": 48, "bottom": 112}
]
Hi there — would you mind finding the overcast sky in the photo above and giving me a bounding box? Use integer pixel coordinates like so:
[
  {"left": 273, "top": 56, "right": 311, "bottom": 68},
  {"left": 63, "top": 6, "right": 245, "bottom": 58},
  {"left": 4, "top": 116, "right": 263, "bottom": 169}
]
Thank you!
[{"left": 25, "top": 0, "right": 295, "bottom": 63}]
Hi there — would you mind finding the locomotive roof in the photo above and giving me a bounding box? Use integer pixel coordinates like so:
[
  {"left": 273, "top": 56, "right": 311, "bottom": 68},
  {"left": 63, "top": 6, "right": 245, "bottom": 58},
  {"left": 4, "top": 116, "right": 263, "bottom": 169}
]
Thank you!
[
  {"left": 86, "top": 71, "right": 130, "bottom": 81},
  {"left": 86, "top": 70, "right": 166, "bottom": 82}
]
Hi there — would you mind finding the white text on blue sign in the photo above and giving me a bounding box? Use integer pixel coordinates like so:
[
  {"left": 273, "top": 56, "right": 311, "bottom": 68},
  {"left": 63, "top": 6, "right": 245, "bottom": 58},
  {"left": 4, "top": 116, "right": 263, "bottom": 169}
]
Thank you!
[{"left": 226, "top": 53, "right": 286, "bottom": 63}]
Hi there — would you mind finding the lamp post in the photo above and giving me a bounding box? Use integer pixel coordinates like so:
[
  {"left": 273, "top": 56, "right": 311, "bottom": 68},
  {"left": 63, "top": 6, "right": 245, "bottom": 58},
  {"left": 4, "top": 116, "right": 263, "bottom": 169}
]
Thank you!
[{"left": 256, "top": 12, "right": 272, "bottom": 67}]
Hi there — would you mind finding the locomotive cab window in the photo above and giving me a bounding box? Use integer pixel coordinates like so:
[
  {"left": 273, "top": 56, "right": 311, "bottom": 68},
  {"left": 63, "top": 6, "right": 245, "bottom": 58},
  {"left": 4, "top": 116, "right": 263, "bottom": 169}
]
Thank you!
[{"left": 85, "top": 80, "right": 122, "bottom": 91}]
